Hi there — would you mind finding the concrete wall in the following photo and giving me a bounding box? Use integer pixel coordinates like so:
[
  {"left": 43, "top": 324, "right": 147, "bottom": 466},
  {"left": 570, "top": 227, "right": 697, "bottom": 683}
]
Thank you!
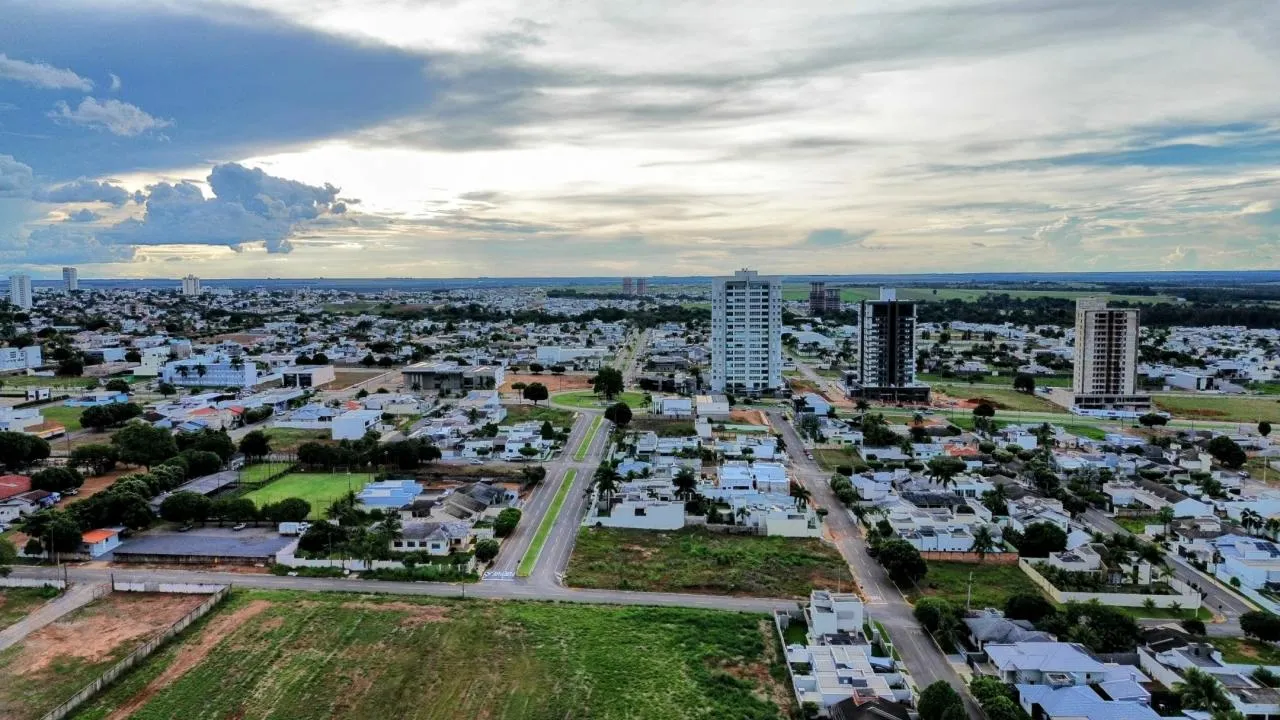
[
  {"left": 919, "top": 551, "right": 1019, "bottom": 565},
  {"left": 0, "top": 577, "right": 67, "bottom": 590},
  {"left": 113, "top": 582, "right": 225, "bottom": 594},
  {"left": 1020, "top": 559, "right": 1202, "bottom": 608}
]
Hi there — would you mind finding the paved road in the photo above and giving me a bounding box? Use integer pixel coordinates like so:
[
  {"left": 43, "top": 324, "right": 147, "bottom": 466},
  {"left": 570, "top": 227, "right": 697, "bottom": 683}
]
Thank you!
[
  {"left": 1081, "top": 508, "right": 1256, "bottom": 619},
  {"left": 768, "top": 411, "right": 980, "bottom": 716}
]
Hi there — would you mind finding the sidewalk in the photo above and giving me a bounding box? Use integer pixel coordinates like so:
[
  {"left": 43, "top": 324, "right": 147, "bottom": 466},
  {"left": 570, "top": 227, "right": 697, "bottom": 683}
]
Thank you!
[{"left": 0, "top": 581, "right": 109, "bottom": 652}]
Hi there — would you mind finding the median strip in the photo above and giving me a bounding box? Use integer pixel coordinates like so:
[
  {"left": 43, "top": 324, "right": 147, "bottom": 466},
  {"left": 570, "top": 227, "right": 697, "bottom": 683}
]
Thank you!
[
  {"left": 575, "top": 415, "right": 603, "bottom": 461},
  {"left": 517, "top": 469, "right": 576, "bottom": 577}
]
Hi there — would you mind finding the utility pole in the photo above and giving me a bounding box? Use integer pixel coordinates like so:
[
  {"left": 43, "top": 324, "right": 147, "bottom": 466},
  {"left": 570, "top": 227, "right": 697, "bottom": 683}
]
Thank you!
[{"left": 966, "top": 570, "right": 973, "bottom": 612}]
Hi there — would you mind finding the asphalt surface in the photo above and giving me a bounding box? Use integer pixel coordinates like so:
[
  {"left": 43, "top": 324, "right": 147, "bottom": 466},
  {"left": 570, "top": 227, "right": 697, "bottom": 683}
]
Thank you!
[{"left": 767, "top": 410, "right": 980, "bottom": 716}]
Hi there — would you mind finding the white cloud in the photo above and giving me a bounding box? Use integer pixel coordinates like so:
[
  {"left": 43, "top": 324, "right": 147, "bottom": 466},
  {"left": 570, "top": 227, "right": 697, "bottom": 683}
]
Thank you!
[
  {"left": 0, "top": 53, "right": 93, "bottom": 90},
  {"left": 49, "top": 97, "right": 172, "bottom": 137},
  {"left": 0, "top": 155, "right": 35, "bottom": 198},
  {"left": 108, "top": 73, "right": 122, "bottom": 92}
]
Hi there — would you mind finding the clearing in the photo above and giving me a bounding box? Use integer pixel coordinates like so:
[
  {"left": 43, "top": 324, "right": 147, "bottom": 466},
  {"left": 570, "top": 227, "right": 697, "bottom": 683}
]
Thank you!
[
  {"left": 263, "top": 427, "right": 334, "bottom": 453},
  {"left": 0, "top": 592, "right": 206, "bottom": 720},
  {"left": 906, "top": 561, "right": 1047, "bottom": 610},
  {"left": 931, "top": 384, "right": 1062, "bottom": 413},
  {"left": 499, "top": 404, "right": 576, "bottom": 427},
  {"left": 500, "top": 372, "right": 594, "bottom": 393},
  {"left": 0, "top": 587, "right": 58, "bottom": 632},
  {"left": 629, "top": 417, "right": 697, "bottom": 437},
  {"left": 554, "top": 390, "right": 647, "bottom": 409},
  {"left": 71, "top": 590, "right": 792, "bottom": 720},
  {"left": 814, "top": 447, "right": 860, "bottom": 472},
  {"left": 38, "top": 405, "right": 85, "bottom": 432},
  {"left": 242, "top": 472, "right": 373, "bottom": 519},
  {"left": 566, "top": 527, "right": 853, "bottom": 598},
  {"left": 1154, "top": 394, "right": 1280, "bottom": 423}
]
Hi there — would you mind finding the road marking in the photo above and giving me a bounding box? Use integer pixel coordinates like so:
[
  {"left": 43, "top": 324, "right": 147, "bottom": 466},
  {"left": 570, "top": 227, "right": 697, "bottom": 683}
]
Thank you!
[
  {"left": 517, "top": 469, "right": 577, "bottom": 577},
  {"left": 483, "top": 571, "right": 515, "bottom": 581}
]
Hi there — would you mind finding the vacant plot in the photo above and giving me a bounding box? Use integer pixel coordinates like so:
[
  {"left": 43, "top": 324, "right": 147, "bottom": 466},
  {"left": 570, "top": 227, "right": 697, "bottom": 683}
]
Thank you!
[
  {"left": 500, "top": 372, "right": 594, "bottom": 393},
  {"left": 554, "top": 390, "right": 646, "bottom": 409},
  {"left": 907, "top": 561, "right": 1046, "bottom": 610},
  {"left": 0, "top": 375, "right": 98, "bottom": 390},
  {"left": 38, "top": 404, "right": 85, "bottom": 431},
  {"left": 0, "top": 592, "right": 206, "bottom": 720},
  {"left": 1154, "top": 394, "right": 1280, "bottom": 423},
  {"left": 814, "top": 447, "right": 860, "bottom": 471},
  {"left": 919, "top": 373, "right": 1073, "bottom": 388},
  {"left": 71, "top": 590, "right": 791, "bottom": 720},
  {"left": 263, "top": 427, "right": 333, "bottom": 453},
  {"left": 242, "top": 472, "right": 373, "bottom": 519},
  {"left": 567, "top": 527, "right": 853, "bottom": 598},
  {"left": 630, "top": 417, "right": 697, "bottom": 437},
  {"left": 500, "top": 404, "right": 576, "bottom": 427},
  {"left": 0, "top": 587, "right": 58, "bottom": 632},
  {"left": 932, "top": 384, "right": 1061, "bottom": 413}
]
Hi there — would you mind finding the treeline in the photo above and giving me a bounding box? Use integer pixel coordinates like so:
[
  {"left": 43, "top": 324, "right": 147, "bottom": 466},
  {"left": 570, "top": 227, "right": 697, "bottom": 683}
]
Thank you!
[
  {"left": 377, "top": 302, "right": 709, "bottom": 329},
  {"left": 917, "top": 294, "right": 1280, "bottom": 329},
  {"left": 297, "top": 435, "right": 443, "bottom": 471}
]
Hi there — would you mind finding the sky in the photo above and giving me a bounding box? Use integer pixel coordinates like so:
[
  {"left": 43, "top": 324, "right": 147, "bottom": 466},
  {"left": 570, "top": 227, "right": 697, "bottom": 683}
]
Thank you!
[{"left": 1, "top": 0, "right": 1279, "bottom": 279}]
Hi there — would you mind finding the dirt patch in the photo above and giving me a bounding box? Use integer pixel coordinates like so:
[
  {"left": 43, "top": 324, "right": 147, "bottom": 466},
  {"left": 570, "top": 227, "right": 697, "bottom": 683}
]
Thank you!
[
  {"left": 500, "top": 373, "right": 593, "bottom": 392},
  {"left": 74, "top": 469, "right": 131, "bottom": 502},
  {"left": 729, "top": 409, "right": 769, "bottom": 426},
  {"left": 13, "top": 593, "right": 205, "bottom": 676},
  {"left": 103, "top": 599, "right": 272, "bottom": 720}
]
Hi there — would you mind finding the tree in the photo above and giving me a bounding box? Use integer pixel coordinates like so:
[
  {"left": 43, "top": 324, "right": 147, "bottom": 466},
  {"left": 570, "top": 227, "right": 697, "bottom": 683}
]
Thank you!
[
  {"left": 673, "top": 467, "right": 699, "bottom": 500},
  {"left": 57, "top": 357, "right": 84, "bottom": 377},
  {"left": 1157, "top": 506, "right": 1175, "bottom": 536},
  {"left": 604, "top": 402, "right": 633, "bottom": 429},
  {"left": 261, "top": 498, "right": 312, "bottom": 523},
  {"left": 876, "top": 538, "right": 927, "bottom": 586},
  {"left": 973, "top": 401, "right": 996, "bottom": 418},
  {"left": 30, "top": 467, "right": 84, "bottom": 493},
  {"left": 0, "top": 536, "right": 17, "bottom": 576},
  {"left": 591, "top": 366, "right": 625, "bottom": 400},
  {"left": 112, "top": 423, "right": 178, "bottom": 469},
  {"left": 474, "top": 538, "right": 500, "bottom": 563},
  {"left": 592, "top": 463, "right": 621, "bottom": 504},
  {"left": 970, "top": 525, "right": 996, "bottom": 560},
  {"left": 239, "top": 430, "right": 272, "bottom": 461},
  {"left": 1004, "top": 593, "right": 1056, "bottom": 623},
  {"left": 80, "top": 402, "right": 143, "bottom": 431},
  {"left": 69, "top": 444, "right": 118, "bottom": 476},
  {"left": 1240, "top": 611, "right": 1280, "bottom": 642},
  {"left": 157, "top": 382, "right": 177, "bottom": 397},
  {"left": 926, "top": 455, "right": 967, "bottom": 489},
  {"left": 179, "top": 450, "right": 224, "bottom": 477},
  {"left": 528, "top": 362, "right": 544, "bottom": 374},
  {"left": 1139, "top": 413, "right": 1169, "bottom": 427},
  {"left": 160, "top": 492, "right": 213, "bottom": 525},
  {"left": 1181, "top": 618, "right": 1207, "bottom": 635},
  {"left": 1260, "top": 421, "right": 1273, "bottom": 438},
  {"left": 1175, "top": 667, "right": 1231, "bottom": 714},
  {"left": 522, "top": 382, "right": 549, "bottom": 406},
  {"left": 176, "top": 428, "right": 236, "bottom": 462},
  {"left": 1208, "top": 435, "right": 1248, "bottom": 469},
  {"left": 0, "top": 432, "right": 50, "bottom": 471},
  {"left": 494, "top": 508, "right": 522, "bottom": 537},
  {"left": 1012, "top": 373, "right": 1035, "bottom": 394},
  {"left": 1017, "top": 522, "right": 1068, "bottom": 557},
  {"left": 913, "top": 597, "right": 957, "bottom": 634},
  {"left": 918, "top": 681, "right": 964, "bottom": 720},
  {"left": 790, "top": 482, "right": 812, "bottom": 510}
]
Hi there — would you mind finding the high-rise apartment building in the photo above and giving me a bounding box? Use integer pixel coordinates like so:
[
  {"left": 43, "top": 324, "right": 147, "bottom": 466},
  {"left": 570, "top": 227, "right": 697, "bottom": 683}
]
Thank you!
[
  {"left": 621, "top": 277, "right": 634, "bottom": 295},
  {"left": 808, "top": 282, "right": 842, "bottom": 316},
  {"left": 711, "top": 269, "right": 783, "bottom": 395},
  {"left": 8, "top": 274, "right": 32, "bottom": 311},
  {"left": 635, "top": 277, "right": 648, "bottom": 296},
  {"left": 181, "top": 275, "right": 202, "bottom": 296},
  {"left": 1071, "top": 298, "right": 1150, "bottom": 415},
  {"left": 62, "top": 267, "right": 78, "bottom": 293},
  {"left": 852, "top": 288, "right": 929, "bottom": 402}
]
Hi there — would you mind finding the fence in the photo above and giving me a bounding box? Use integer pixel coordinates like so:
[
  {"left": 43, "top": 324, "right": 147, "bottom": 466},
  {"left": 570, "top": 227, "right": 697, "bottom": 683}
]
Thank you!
[
  {"left": 919, "top": 551, "right": 1020, "bottom": 565},
  {"left": 113, "top": 581, "right": 226, "bottom": 594},
  {"left": 38, "top": 586, "right": 229, "bottom": 720},
  {"left": 0, "top": 577, "right": 67, "bottom": 590},
  {"left": 1019, "top": 559, "right": 1202, "bottom": 608}
]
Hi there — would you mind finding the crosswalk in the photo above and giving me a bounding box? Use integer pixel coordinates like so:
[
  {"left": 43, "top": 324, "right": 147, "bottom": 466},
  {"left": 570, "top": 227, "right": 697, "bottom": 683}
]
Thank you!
[{"left": 483, "top": 570, "right": 515, "bottom": 582}]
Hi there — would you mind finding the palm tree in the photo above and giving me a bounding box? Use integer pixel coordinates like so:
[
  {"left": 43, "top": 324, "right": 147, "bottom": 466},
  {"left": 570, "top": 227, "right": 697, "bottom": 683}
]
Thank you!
[
  {"left": 736, "top": 507, "right": 749, "bottom": 526},
  {"left": 1175, "top": 667, "right": 1230, "bottom": 713},
  {"left": 790, "top": 483, "right": 812, "bottom": 510},
  {"left": 195, "top": 364, "right": 208, "bottom": 379},
  {"left": 176, "top": 365, "right": 190, "bottom": 378},
  {"left": 379, "top": 512, "right": 403, "bottom": 542},
  {"left": 1157, "top": 506, "right": 1175, "bottom": 536},
  {"left": 593, "top": 464, "right": 620, "bottom": 504},
  {"left": 673, "top": 467, "right": 698, "bottom": 501},
  {"left": 1242, "top": 509, "right": 1263, "bottom": 536},
  {"left": 1267, "top": 517, "right": 1280, "bottom": 541},
  {"left": 970, "top": 526, "right": 995, "bottom": 561}
]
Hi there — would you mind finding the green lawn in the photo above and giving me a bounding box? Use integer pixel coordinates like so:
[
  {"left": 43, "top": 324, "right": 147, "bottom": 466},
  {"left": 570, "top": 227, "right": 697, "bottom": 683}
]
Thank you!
[
  {"left": 814, "top": 447, "right": 860, "bottom": 471},
  {"left": 567, "top": 527, "right": 853, "bottom": 598},
  {"left": 517, "top": 469, "right": 575, "bottom": 577},
  {"left": 38, "top": 404, "right": 84, "bottom": 431},
  {"left": 1113, "top": 515, "right": 1159, "bottom": 535},
  {"left": 0, "top": 587, "right": 58, "bottom": 632},
  {"left": 238, "top": 461, "right": 298, "bottom": 486},
  {"left": 69, "top": 590, "right": 792, "bottom": 720},
  {"left": 500, "top": 404, "right": 576, "bottom": 427},
  {"left": 242, "top": 472, "right": 373, "bottom": 519},
  {"left": 932, "top": 384, "right": 1062, "bottom": 413},
  {"left": 1154, "top": 394, "right": 1280, "bottom": 423},
  {"left": 1211, "top": 636, "right": 1280, "bottom": 666},
  {"left": 908, "top": 562, "right": 1047, "bottom": 610},
  {"left": 263, "top": 427, "right": 334, "bottom": 452},
  {"left": 0, "top": 375, "right": 99, "bottom": 390},
  {"left": 554, "top": 390, "right": 646, "bottom": 410},
  {"left": 1113, "top": 605, "right": 1202, "bottom": 621},
  {"left": 575, "top": 416, "right": 603, "bottom": 461},
  {"left": 1061, "top": 424, "right": 1109, "bottom": 441}
]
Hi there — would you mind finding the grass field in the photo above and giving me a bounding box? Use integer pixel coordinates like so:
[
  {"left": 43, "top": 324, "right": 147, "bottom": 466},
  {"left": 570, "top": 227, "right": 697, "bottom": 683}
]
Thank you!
[
  {"left": 919, "top": 373, "right": 1073, "bottom": 388},
  {"left": 237, "top": 461, "right": 298, "bottom": 485},
  {"left": 907, "top": 562, "right": 1047, "bottom": 610},
  {"left": 242, "top": 472, "right": 373, "bottom": 519},
  {"left": 1210, "top": 636, "right": 1280, "bottom": 666},
  {"left": 70, "top": 590, "right": 792, "bottom": 720},
  {"left": 575, "top": 415, "right": 603, "bottom": 461},
  {"left": 0, "top": 587, "right": 57, "bottom": 632},
  {"left": 814, "top": 447, "right": 859, "bottom": 471},
  {"left": 567, "top": 527, "right": 853, "bottom": 598},
  {"left": 0, "top": 375, "right": 99, "bottom": 390},
  {"left": 932, "top": 384, "right": 1062, "bottom": 413},
  {"left": 500, "top": 404, "right": 576, "bottom": 427},
  {"left": 1154, "top": 394, "right": 1280, "bottom": 423},
  {"left": 38, "top": 404, "right": 84, "bottom": 431},
  {"left": 517, "top": 469, "right": 575, "bottom": 577},
  {"left": 554, "top": 390, "right": 646, "bottom": 409},
  {"left": 263, "top": 427, "right": 334, "bottom": 452},
  {"left": 629, "top": 417, "right": 697, "bottom": 437}
]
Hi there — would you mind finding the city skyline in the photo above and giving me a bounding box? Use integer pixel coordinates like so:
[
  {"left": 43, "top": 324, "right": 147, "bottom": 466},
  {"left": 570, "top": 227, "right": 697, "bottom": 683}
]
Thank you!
[{"left": 1, "top": 0, "right": 1278, "bottom": 278}]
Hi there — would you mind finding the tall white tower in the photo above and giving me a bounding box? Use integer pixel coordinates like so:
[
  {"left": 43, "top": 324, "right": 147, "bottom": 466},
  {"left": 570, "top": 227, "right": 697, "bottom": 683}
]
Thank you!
[
  {"left": 62, "top": 267, "right": 79, "bottom": 293},
  {"left": 181, "top": 275, "right": 202, "bottom": 296},
  {"left": 8, "top": 274, "right": 32, "bottom": 310},
  {"left": 1071, "top": 298, "right": 1149, "bottom": 413},
  {"left": 710, "top": 269, "right": 783, "bottom": 395}
]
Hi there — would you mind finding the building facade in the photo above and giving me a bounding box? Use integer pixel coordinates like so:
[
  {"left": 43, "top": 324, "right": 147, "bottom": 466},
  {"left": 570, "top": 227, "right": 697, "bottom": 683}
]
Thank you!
[
  {"left": 711, "top": 269, "right": 783, "bottom": 395},
  {"left": 1072, "top": 298, "right": 1150, "bottom": 415},
  {"left": 855, "top": 288, "right": 929, "bottom": 402},
  {"left": 61, "top": 267, "right": 78, "bottom": 293},
  {"left": 160, "top": 356, "right": 258, "bottom": 387},
  {"left": 181, "top": 275, "right": 202, "bottom": 296},
  {"left": 808, "top": 282, "right": 842, "bottom": 316},
  {"left": 8, "top": 274, "right": 31, "bottom": 311}
]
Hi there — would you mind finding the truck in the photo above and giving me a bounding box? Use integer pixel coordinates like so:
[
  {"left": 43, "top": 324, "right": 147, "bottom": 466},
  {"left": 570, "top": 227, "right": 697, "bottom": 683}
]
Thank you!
[{"left": 278, "top": 521, "right": 311, "bottom": 536}]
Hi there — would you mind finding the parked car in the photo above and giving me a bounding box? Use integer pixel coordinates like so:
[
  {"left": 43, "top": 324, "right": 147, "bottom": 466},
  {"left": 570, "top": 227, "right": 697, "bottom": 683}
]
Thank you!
[
  {"left": 232, "top": 523, "right": 248, "bottom": 531},
  {"left": 177, "top": 523, "right": 194, "bottom": 532}
]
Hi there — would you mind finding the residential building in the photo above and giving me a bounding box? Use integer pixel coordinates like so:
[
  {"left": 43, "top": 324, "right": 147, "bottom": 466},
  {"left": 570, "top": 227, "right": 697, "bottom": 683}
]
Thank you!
[
  {"left": 62, "top": 266, "right": 78, "bottom": 293},
  {"left": 8, "top": 273, "right": 31, "bottom": 310},
  {"left": 281, "top": 365, "right": 336, "bottom": 388},
  {"left": 160, "top": 355, "right": 258, "bottom": 388},
  {"left": 356, "top": 479, "right": 422, "bottom": 509},
  {"left": 854, "top": 288, "right": 929, "bottom": 402},
  {"left": 64, "top": 390, "right": 130, "bottom": 407},
  {"left": 80, "top": 528, "right": 121, "bottom": 558},
  {"left": 784, "top": 591, "right": 908, "bottom": 712},
  {"left": 0, "top": 345, "right": 42, "bottom": 372},
  {"left": 808, "top": 281, "right": 842, "bottom": 316},
  {"left": 332, "top": 409, "right": 382, "bottom": 440},
  {"left": 181, "top": 274, "right": 202, "bottom": 296},
  {"left": 710, "top": 269, "right": 783, "bottom": 395},
  {"left": 401, "top": 362, "right": 504, "bottom": 392},
  {"left": 391, "top": 521, "right": 472, "bottom": 555},
  {"left": 635, "top": 277, "right": 648, "bottom": 295},
  {"left": 1071, "top": 298, "right": 1151, "bottom": 416}
]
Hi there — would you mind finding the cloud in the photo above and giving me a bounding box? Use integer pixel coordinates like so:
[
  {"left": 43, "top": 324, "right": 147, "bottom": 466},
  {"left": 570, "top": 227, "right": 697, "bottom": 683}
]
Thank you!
[
  {"left": 802, "top": 229, "right": 874, "bottom": 247},
  {"left": 48, "top": 97, "right": 172, "bottom": 136},
  {"left": 0, "top": 155, "right": 34, "bottom": 198},
  {"left": 0, "top": 53, "right": 92, "bottom": 90},
  {"left": 67, "top": 208, "right": 101, "bottom": 223},
  {"left": 1029, "top": 216, "right": 1088, "bottom": 250},
  {"left": 101, "top": 162, "right": 345, "bottom": 254},
  {"left": 1, "top": 224, "right": 134, "bottom": 265},
  {"left": 108, "top": 73, "right": 121, "bottom": 92},
  {"left": 1161, "top": 245, "right": 1199, "bottom": 268},
  {"left": 33, "top": 178, "right": 132, "bottom": 206}
]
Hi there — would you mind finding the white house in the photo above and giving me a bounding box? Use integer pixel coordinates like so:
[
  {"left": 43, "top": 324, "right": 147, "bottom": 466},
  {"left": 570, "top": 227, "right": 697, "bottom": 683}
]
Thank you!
[
  {"left": 333, "top": 409, "right": 382, "bottom": 440},
  {"left": 160, "top": 355, "right": 258, "bottom": 388}
]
